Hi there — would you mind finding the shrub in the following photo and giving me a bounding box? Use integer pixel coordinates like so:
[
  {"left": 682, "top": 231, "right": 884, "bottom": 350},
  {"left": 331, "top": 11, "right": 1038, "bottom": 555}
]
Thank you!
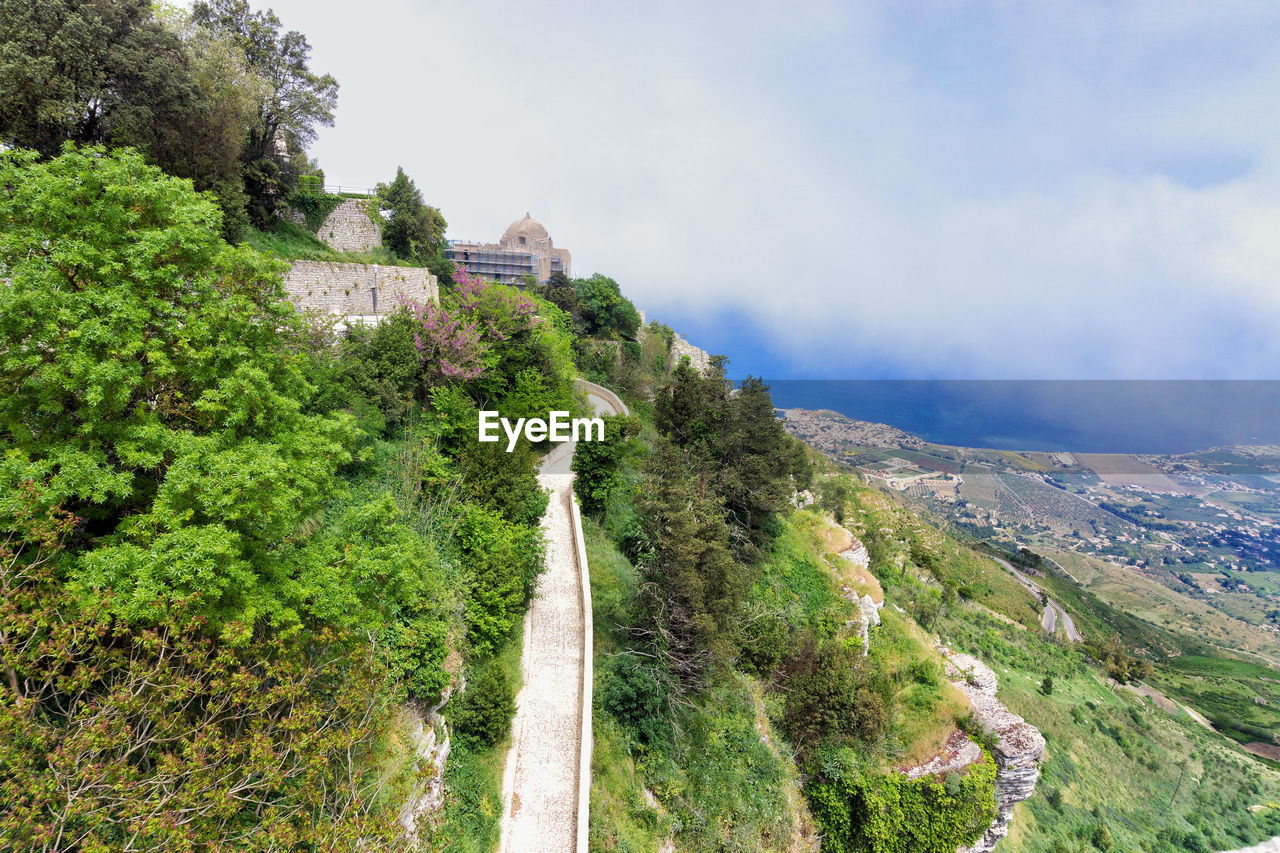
[
  {"left": 781, "top": 634, "right": 887, "bottom": 750},
  {"left": 451, "top": 661, "right": 516, "bottom": 749},
  {"left": 600, "top": 654, "right": 670, "bottom": 746},
  {"left": 805, "top": 755, "right": 997, "bottom": 853},
  {"left": 1091, "top": 822, "right": 1115, "bottom": 851}
]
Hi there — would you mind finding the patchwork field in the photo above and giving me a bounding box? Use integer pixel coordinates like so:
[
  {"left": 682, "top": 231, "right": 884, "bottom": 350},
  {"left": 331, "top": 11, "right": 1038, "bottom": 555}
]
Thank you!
[{"left": 1076, "top": 453, "right": 1193, "bottom": 493}]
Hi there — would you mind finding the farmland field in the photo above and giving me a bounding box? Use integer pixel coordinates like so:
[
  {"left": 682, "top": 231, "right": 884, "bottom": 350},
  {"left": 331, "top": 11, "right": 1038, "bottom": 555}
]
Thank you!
[{"left": 1076, "top": 453, "right": 1193, "bottom": 493}]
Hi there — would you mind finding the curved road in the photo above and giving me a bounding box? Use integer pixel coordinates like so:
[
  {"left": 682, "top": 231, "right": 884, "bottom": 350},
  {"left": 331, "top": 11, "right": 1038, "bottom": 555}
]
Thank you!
[
  {"left": 497, "top": 382, "right": 625, "bottom": 853},
  {"left": 991, "top": 555, "right": 1082, "bottom": 642}
]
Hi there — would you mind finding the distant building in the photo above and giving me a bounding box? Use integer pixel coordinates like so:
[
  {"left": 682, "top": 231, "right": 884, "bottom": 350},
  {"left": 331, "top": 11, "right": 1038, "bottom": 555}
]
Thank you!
[{"left": 445, "top": 212, "right": 571, "bottom": 285}]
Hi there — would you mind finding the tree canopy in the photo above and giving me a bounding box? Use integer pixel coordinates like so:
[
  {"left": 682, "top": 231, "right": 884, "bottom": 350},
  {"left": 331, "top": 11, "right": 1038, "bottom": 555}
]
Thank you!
[
  {"left": 0, "top": 146, "right": 364, "bottom": 636},
  {"left": 377, "top": 165, "right": 448, "bottom": 265}
]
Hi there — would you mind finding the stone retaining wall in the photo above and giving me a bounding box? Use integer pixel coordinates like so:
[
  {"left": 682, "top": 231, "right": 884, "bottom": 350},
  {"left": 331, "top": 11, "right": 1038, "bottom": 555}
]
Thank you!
[
  {"left": 569, "top": 492, "right": 593, "bottom": 853},
  {"left": 283, "top": 260, "right": 437, "bottom": 318},
  {"left": 316, "top": 198, "right": 382, "bottom": 252}
]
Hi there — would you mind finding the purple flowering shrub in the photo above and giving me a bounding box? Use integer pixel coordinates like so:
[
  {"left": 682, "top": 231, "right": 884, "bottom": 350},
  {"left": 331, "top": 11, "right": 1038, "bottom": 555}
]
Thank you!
[{"left": 405, "top": 264, "right": 541, "bottom": 386}]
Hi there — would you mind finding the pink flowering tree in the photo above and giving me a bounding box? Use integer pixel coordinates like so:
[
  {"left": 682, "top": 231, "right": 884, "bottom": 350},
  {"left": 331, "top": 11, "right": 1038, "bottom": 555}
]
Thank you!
[
  {"left": 405, "top": 264, "right": 548, "bottom": 390},
  {"left": 404, "top": 270, "right": 486, "bottom": 384}
]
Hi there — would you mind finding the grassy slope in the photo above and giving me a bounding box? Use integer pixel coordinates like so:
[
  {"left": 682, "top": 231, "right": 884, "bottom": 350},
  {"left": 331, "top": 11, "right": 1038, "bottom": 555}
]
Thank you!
[
  {"left": 840, "top": 476, "right": 1280, "bottom": 851},
  {"left": 586, "top": 482, "right": 998, "bottom": 852},
  {"left": 586, "top": 516, "right": 802, "bottom": 853},
  {"left": 246, "top": 218, "right": 403, "bottom": 266}
]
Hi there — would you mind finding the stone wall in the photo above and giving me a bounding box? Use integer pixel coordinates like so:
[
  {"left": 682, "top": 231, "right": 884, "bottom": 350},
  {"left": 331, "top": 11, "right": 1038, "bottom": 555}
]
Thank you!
[
  {"left": 316, "top": 198, "right": 382, "bottom": 252},
  {"left": 283, "top": 260, "right": 437, "bottom": 320}
]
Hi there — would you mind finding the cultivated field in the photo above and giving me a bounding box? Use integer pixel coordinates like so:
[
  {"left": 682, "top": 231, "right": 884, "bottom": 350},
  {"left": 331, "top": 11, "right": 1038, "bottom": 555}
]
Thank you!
[{"left": 1076, "top": 453, "right": 1193, "bottom": 493}]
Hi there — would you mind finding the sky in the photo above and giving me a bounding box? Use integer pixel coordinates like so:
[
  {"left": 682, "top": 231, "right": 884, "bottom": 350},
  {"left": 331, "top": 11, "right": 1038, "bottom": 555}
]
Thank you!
[{"left": 251, "top": 0, "right": 1280, "bottom": 379}]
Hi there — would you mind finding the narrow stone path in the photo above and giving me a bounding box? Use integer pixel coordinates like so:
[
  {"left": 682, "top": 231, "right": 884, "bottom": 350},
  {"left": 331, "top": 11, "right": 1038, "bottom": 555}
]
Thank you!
[{"left": 498, "top": 383, "right": 623, "bottom": 853}]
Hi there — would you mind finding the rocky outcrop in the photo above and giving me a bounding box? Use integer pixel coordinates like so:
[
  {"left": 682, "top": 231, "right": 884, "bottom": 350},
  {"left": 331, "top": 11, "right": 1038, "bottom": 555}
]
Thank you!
[
  {"left": 837, "top": 539, "right": 870, "bottom": 570},
  {"left": 636, "top": 309, "right": 712, "bottom": 373},
  {"left": 945, "top": 652, "right": 1046, "bottom": 853},
  {"left": 317, "top": 198, "right": 382, "bottom": 251},
  {"left": 836, "top": 539, "right": 880, "bottom": 656},
  {"left": 838, "top": 584, "right": 882, "bottom": 657},
  {"left": 901, "top": 729, "right": 984, "bottom": 781},
  {"left": 399, "top": 675, "right": 463, "bottom": 840}
]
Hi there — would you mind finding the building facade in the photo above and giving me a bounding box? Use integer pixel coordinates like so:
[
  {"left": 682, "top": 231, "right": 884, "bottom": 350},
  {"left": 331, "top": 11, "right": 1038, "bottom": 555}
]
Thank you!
[{"left": 445, "top": 212, "right": 571, "bottom": 285}]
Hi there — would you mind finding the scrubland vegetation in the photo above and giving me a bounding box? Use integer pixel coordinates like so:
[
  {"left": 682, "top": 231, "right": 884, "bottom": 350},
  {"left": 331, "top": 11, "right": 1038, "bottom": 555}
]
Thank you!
[{"left": 4, "top": 4, "right": 1280, "bottom": 851}]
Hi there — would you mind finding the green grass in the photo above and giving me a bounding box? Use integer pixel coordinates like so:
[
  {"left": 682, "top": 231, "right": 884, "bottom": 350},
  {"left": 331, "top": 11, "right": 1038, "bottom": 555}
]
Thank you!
[
  {"left": 645, "top": 678, "right": 798, "bottom": 853},
  {"left": 590, "top": 715, "right": 673, "bottom": 853},
  {"left": 586, "top": 517, "right": 673, "bottom": 851},
  {"left": 245, "top": 219, "right": 404, "bottom": 265},
  {"left": 754, "top": 509, "right": 847, "bottom": 628},
  {"left": 936, "top": 602, "right": 1280, "bottom": 853},
  {"left": 844, "top": 486, "right": 1043, "bottom": 629}
]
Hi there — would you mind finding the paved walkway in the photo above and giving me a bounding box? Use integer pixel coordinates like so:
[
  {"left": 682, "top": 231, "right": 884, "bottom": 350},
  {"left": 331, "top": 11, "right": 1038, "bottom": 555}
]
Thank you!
[{"left": 498, "top": 386, "right": 622, "bottom": 853}]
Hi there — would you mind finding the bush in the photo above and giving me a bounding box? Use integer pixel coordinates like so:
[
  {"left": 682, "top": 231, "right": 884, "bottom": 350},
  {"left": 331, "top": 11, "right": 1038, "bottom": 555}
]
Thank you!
[
  {"left": 572, "top": 414, "right": 639, "bottom": 517},
  {"left": 805, "top": 755, "right": 997, "bottom": 853},
  {"left": 600, "top": 654, "right": 669, "bottom": 746},
  {"left": 451, "top": 661, "right": 516, "bottom": 749},
  {"left": 781, "top": 634, "right": 887, "bottom": 750}
]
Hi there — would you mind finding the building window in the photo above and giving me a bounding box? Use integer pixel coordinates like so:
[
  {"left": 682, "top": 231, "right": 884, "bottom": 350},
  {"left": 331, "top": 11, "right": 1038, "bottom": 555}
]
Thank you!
[{"left": 519, "top": 236, "right": 526, "bottom": 246}]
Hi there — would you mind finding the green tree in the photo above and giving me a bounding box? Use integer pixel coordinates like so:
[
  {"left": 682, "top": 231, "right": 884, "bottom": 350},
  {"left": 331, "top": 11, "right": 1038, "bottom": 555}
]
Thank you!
[
  {"left": 0, "top": 146, "right": 357, "bottom": 635},
  {"left": 781, "top": 633, "right": 887, "bottom": 749},
  {"left": 451, "top": 660, "right": 516, "bottom": 748},
  {"left": 0, "top": 0, "right": 192, "bottom": 156},
  {"left": 572, "top": 414, "right": 640, "bottom": 517},
  {"left": 820, "top": 480, "right": 849, "bottom": 523},
  {"left": 376, "top": 166, "right": 448, "bottom": 264},
  {"left": 635, "top": 441, "right": 744, "bottom": 688},
  {"left": 0, "top": 2, "right": 267, "bottom": 240},
  {"left": 576, "top": 273, "right": 641, "bottom": 338},
  {"left": 192, "top": 0, "right": 338, "bottom": 226}
]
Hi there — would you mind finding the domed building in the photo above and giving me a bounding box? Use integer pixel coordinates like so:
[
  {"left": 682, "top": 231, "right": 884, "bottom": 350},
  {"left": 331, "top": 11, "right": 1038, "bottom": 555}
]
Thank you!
[{"left": 444, "top": 212, "right": 571, "bottom": 286}]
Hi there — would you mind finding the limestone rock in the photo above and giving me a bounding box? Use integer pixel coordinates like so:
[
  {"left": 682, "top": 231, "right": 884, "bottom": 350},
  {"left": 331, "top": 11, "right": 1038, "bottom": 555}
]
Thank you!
[{"left": 946, "top": 652, "right": 1046, "bottom": 853}]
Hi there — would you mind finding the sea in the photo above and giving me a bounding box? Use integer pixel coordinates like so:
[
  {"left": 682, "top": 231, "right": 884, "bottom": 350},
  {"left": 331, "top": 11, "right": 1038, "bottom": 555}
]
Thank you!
[{"left": 764, "top": 380, "right": 1280, "bottom": 455}]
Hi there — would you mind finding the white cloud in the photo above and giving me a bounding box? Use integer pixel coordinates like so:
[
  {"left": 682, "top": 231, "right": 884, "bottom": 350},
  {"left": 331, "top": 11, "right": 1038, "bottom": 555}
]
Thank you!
[{"left": 261, "top": 0, "right": 1280, "bottom": 377}]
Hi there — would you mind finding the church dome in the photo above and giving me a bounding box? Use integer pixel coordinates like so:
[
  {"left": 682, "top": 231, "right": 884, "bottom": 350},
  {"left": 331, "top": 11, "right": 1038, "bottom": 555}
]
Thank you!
[{"left": 502, "top": 212, "right": 549, "bottom": 244}]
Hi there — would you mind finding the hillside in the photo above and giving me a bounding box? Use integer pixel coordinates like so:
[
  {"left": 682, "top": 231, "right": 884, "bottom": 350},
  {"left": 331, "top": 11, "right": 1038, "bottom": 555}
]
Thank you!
[{"left": 3, "top": 4, "right": 1279, "bottom": 850}]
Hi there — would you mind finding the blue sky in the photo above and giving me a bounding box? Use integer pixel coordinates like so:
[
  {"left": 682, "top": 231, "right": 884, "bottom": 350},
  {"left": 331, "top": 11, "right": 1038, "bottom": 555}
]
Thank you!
[{"left": 251, "top": 0, "right": 1280, "bottom": 379}]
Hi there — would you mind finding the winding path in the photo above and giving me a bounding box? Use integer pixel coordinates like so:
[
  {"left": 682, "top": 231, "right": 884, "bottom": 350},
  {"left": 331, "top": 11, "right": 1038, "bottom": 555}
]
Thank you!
[
  {"left": 497, "top": 381, "right": 625, "bottom": 853},
  {"left": 991, "top": 555, "right": 1082, "bottom": 642}
]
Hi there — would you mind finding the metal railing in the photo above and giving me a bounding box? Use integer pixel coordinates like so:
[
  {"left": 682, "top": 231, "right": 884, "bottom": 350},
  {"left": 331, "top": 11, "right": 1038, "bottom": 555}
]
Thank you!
[{"left": 322, "top": 185, "right": 377, "bottom": 197}]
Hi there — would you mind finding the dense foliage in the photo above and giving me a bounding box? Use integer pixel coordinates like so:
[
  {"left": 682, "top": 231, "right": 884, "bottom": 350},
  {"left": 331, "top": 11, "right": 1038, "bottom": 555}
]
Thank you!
[
  {"left": 0, "top": 0, "right": 335, "bottom": 239},
  {"left": 805, "top": 756, "right": 997, "bottom": 853},
  {"left": 0, "top": 147, "right": 576, "bottom": 849},
  {"left": 376, "top": 166, "right": 451, "bottom": 279}
]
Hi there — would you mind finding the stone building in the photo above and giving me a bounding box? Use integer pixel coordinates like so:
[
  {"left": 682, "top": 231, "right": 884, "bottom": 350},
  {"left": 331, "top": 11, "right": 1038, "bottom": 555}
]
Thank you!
[
  {"left": 282, "top": 260, "right": 437, "bottom": 327},
  {"left": 445, "top": 212, "right": 571, "bottom": 285},
  {"left": 316, "top": 198, "right": 382, "bottom": 252}
]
